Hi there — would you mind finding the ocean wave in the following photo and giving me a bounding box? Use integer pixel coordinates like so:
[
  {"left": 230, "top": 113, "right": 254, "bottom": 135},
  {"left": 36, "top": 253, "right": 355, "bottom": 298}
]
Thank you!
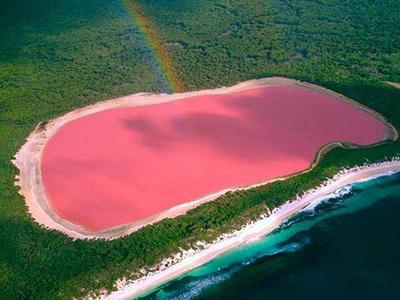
[
  {"left": 266, "top": 236, "right": 312, "bottom": 256},
  {"left": 278, "top": 185, "right": 354, "bottom": 231},
  {"left": 278, "top": 170, "right": 400, "bottom": 232},
  {"left": 241, "top": 236, "right": 312, "bottom": 268},
  {"left": 161, "top": 236, "right": 312, "bottom": 299},
  {"left": 166, "top": 268, "right": 236, "bottom": 300},
  {"left": 357, "top": 170, "right": 398, "bottom": 183},
  {"left": 302, "top": 185, "right": 353, "bottom": 213}
]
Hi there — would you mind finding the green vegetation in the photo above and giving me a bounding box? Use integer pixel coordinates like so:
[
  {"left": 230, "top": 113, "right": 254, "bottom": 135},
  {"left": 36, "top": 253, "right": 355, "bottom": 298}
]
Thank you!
[{"left": 0, "top": 0, "right": 400, "bottom": 298}]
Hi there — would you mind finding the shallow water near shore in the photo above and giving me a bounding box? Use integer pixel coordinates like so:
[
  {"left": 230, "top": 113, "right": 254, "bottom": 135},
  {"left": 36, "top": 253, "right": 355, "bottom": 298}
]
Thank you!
[{"left": 139, "top": 171, "right": 400, "bottom": 299}]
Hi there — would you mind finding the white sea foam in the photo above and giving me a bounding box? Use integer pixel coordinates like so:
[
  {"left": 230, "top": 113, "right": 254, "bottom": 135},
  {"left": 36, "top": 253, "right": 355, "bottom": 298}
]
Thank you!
[
  {"left": 301, "top": 185, "right": 353, "bottom": 212},
  {"left": 169, "top": 270, "right": 234, "bottom": 300},
  {"left": 357, "top": 170, "right": 398, "bottom": 183}
]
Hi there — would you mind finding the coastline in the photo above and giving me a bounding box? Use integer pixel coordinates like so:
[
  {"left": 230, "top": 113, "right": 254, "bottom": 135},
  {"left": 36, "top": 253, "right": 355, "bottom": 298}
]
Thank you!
[
  {"left": 101, "top": 158, "right": 400, "bottom": 300},
  {"left": 12, "top": 77, "right": 398, "bottom": 240}
]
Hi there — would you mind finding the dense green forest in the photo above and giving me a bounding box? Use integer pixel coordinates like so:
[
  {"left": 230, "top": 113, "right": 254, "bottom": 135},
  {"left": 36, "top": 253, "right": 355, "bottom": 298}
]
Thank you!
[{"left": 0, "top": 0, "right": 400, "bottom": 298}]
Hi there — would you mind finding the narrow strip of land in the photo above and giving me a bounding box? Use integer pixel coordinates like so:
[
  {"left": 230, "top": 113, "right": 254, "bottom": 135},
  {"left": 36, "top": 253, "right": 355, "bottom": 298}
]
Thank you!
[{"left": 105, "top": 160, "right": 400, "bottom": 300}]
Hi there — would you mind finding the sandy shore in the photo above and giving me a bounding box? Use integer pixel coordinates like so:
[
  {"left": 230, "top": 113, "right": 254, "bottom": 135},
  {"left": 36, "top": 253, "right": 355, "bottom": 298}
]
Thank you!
[
  {"left": 12, "top": 77, "right": 398, "bottom": 240},
  {"left": 386, "top": 81, "right": 400, "bottom": 89},
  {"left": 100, "top": 158, "right": 400, "bottom": 300}
]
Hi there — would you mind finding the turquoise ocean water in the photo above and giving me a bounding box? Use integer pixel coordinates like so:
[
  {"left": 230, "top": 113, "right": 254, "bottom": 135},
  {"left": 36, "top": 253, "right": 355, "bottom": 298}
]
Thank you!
[{"left": 140, "top": 171, "right": 400, "bottom": 300}]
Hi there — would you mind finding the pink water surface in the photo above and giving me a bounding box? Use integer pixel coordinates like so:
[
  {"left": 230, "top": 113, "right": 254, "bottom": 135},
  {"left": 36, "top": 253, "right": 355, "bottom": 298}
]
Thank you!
[{"left": 41, "top": 86, "right": 388, "bottom": 231}]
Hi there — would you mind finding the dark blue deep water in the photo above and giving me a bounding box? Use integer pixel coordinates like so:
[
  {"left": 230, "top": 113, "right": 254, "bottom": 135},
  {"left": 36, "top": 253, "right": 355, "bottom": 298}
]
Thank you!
[{"left": 140, "top": 172, "right": 400, "bottom": 300}]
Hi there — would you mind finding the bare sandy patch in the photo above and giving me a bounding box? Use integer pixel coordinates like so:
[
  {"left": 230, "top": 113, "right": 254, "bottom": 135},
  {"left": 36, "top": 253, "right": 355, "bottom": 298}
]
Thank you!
[{"left": 386, "top": 81, "right": 400, "bottom": 89}]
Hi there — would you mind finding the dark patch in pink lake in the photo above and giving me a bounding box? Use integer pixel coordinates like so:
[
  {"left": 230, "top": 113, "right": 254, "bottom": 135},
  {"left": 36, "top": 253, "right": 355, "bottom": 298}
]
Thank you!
[{"left": 41, "top": 86, "right": 388, "bottom": 231}]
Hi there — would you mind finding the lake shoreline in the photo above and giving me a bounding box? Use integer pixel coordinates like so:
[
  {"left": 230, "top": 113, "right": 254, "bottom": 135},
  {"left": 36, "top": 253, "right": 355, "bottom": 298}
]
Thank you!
[{"left": 12, "top": 77, "right": 397, "bottom": 240}]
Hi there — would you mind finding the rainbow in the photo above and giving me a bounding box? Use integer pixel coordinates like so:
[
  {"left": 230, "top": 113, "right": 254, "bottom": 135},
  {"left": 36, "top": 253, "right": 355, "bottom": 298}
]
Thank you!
[{"left": 121, "top": 0, "right": 184, "bottom": 93}]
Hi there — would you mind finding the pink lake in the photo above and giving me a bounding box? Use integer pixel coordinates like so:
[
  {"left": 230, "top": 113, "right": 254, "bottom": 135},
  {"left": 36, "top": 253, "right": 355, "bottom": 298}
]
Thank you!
[{"left": 41, "top": 85, "right": 388, "bottom": 231}]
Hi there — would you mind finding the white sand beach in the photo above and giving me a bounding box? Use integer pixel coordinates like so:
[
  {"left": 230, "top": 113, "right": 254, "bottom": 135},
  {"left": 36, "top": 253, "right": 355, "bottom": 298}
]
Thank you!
[{"left": 100, "top": 158, "right": 400, "bottom": 300}]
